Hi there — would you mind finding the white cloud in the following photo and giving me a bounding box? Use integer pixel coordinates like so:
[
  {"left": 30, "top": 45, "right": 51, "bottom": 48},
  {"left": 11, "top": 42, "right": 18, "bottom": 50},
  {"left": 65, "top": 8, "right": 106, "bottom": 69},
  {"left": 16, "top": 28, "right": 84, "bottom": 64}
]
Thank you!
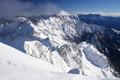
[{"left": 0, "top": 0, "right": 61, "bottom": 17}]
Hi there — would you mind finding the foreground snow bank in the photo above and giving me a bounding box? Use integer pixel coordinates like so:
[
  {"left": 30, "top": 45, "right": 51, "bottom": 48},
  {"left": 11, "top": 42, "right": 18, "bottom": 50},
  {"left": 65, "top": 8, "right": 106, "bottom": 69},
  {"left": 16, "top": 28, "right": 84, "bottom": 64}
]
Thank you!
[{"left": 0, "top": 42, "right": 68, "bottom": 80}]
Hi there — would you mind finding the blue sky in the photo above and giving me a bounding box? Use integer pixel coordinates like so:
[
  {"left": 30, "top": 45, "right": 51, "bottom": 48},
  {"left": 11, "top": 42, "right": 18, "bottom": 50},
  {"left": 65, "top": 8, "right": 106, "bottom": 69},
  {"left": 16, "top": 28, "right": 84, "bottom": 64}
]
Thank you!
[
  {"left": 0, "top": 0, "right": 120, "bottom": 16},
  {"left": 21, "top": 0, "right": 120, "bottom": 13}
]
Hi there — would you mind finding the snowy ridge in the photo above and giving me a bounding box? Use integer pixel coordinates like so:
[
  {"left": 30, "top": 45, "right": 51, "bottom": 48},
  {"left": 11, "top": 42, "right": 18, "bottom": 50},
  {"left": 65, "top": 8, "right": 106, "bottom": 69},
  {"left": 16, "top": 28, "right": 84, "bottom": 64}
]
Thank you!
[
  {"left": 79, "top": 42, "right": 113, "bottom": 78},
  {"left": 112, "top": 28, "right": 120, "bottom": 34}
]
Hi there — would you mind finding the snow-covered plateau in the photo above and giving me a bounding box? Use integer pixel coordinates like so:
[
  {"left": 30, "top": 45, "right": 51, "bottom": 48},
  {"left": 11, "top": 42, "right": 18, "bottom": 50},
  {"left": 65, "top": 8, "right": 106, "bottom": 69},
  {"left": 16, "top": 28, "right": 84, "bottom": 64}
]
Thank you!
[{"left": 0, "top": 12, "right": 119, "bottom": 80}]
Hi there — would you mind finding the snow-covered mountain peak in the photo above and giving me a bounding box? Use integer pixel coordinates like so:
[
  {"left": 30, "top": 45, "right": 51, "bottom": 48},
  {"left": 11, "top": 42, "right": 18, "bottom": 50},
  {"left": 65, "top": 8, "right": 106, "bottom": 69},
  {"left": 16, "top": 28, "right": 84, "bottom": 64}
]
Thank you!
[{"left": 17, "top": 17, "right": 28, "bottom": 22}]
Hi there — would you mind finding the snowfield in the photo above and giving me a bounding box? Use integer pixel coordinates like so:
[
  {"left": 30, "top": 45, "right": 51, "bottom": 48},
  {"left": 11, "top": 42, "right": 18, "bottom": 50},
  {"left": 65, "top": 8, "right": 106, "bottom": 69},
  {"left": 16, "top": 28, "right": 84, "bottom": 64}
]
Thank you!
[{"left": 0, "top": 42, "right": 115, "bottom": 80}]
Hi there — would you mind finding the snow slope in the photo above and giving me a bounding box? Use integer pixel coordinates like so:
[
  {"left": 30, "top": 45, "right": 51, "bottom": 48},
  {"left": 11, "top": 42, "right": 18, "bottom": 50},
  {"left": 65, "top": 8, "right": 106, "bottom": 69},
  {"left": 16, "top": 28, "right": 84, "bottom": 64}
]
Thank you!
[
  {"left": 0, "top": 42, "right": 115, "bottom": 80},
  {"left": 0, "top": 42, "right": 72, "bottom": 80}
]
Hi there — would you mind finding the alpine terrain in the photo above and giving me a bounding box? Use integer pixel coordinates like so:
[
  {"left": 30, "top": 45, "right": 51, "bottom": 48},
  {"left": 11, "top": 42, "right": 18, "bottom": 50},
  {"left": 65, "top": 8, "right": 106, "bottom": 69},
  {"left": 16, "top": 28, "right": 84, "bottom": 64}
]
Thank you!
[{"left": 0, "top": 11, "right": 120, "bottom": 80}]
